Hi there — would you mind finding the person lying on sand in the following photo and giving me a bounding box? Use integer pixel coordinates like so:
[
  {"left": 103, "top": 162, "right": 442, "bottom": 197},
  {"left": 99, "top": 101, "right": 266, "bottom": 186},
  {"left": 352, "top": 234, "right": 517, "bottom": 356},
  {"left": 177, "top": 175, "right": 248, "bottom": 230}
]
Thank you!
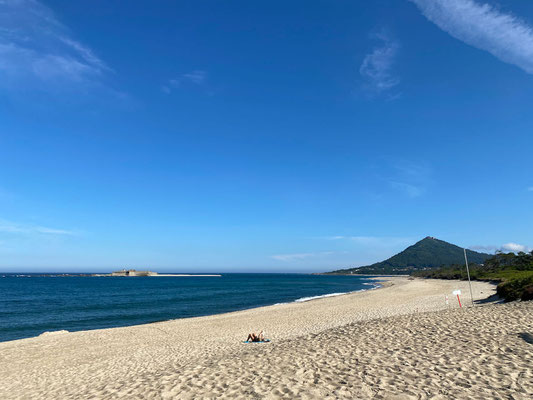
[{"left": 246, "top": 330, "right": 264, "bottom": 342}]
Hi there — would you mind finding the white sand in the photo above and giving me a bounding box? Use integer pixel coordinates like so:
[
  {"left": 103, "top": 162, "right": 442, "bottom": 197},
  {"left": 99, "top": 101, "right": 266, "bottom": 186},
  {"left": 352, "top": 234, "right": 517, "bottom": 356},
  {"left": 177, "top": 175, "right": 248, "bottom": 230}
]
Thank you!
[{"left": 1, "top": 277, "right": 531, "bottom": 399}]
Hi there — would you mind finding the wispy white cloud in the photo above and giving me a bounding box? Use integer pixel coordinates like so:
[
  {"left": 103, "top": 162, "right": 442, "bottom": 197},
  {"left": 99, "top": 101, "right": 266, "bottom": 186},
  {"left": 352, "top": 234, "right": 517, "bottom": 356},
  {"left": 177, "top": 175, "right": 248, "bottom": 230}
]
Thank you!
[
  {"left": 470, "top": 242, "right": 532, "bottom": 253},
  {"left": 359, "top": 30, "right": 400, "bottom": 94},
  {"left": 501, "top": 242, "right": 531, "bottom": 253},
  {"left": 162, "top": 70, "right": 208, "bottom": 93},
  {"left": 271, "top": 251, "right": 336, "bottom": 262},
  {"left": 34, "top": 226, "right": 75, "bottom": 235},
  {"left": 410, "top": 0, "right": 533, "bottom": 74},
  {"left": 393, "top": 162, "right": 430, "bottom": 180},
  {"left": 469, "top": 244, "right": 497, "bottom": 252},
  {"left": 389, "top": 181, "right": 424, "bottom": 198},
  {"left": 387, "top": 160, "right": 431, "bottom": 198},
  {"left": 324, "top": 236, "right": 413, "bottom": 247},
  {"left": 528, "top": 187, "right": 533, "bottom": 192},
  {"left": 0, "top": 219, "right": 76, "bottom": 236},
  {"left": 324, "top": 236, "right": 346, "bottom": 241},
  {"left": 0, "top": 0, "right": 109, "bottom": 88},
  {"left": 182, "top": 70, "right": 207, "bottom": 85}
]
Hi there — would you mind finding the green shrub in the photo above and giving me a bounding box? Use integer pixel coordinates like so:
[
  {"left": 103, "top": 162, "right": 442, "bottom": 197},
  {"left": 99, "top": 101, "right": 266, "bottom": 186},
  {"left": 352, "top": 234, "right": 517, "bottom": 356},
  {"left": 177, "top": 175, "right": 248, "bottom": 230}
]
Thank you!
[
  {"left": 522, "top": 285, "right": 533, "bottom": 301},
  {"left": 414, "top": 252, "right": 533, "bottom": 302},
  {"left": 497, "top": 275, "right": 533, "bottom": 302}
]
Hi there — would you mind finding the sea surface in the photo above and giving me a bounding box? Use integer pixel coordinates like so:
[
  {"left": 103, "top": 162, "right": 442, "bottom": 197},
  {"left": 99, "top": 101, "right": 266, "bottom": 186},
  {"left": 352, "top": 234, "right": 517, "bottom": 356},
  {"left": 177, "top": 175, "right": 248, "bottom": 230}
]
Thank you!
[{"left": 0, "top": 273, "right": 379, "bottom": 343}]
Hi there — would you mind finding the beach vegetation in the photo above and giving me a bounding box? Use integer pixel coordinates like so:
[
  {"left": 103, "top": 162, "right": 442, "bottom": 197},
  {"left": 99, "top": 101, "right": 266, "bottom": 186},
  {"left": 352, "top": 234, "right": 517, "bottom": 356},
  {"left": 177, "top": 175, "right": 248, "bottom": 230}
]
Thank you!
[{"left": 412, "top": 251, "right": 533, "bottom": 302}]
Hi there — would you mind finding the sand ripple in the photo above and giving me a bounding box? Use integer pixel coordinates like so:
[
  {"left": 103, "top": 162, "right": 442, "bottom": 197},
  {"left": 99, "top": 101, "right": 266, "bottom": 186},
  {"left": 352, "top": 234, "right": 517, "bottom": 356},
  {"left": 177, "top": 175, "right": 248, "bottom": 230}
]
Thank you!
[{"left": 1, "top": 278, "right": 531, "bottom": 399}]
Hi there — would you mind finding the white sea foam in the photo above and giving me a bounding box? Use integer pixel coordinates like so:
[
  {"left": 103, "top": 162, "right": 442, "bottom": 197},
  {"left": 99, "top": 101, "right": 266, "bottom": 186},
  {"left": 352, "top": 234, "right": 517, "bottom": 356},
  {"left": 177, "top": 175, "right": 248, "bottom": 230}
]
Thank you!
[
  {"left": 294, "top": 292, "right": 348, "bottom": 303},
  {"left": 39, "top": 330, "right": 69, "bottom": 337},
  {"left": 293, "top": 283, "right": 380, "bottom": 303}
]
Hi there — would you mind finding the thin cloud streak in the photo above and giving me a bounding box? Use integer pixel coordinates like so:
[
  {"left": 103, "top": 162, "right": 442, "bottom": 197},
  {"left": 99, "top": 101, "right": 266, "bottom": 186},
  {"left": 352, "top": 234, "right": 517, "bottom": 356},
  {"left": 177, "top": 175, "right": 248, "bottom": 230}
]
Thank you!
[
  {"left": 359, "top": 31, "right": 400, "bottom": 94},
  {"left": 182, "top": 70, "right": 207, "bottom": 85},
  {"left": 469, "top": 245, "right": 497, "bottom": 252},
  {"left": 324, "top": 236, "right": 346, "bottom": 241},
  {"left": 470, "top": 243, "right": 532, "bottom": 253},
  {"left": 0, "top": 0, "right": 109, "bottom": 86},
  {"left": 325, "top": 236, "right": 414, "bottom": 247},
  {"left": 271, "top": 251, "right": 335, "bottom": 262},
  {"left": 387, "top": 160, "right": 431, "bottom": 198},
  {"left": 0, "top": 219, "right": 76, "bottom": 236},
  {"left": 410, "top": 0, "right": 533, "bottom": 74},
  {"left": 163, "top": 70, "right": 208, "bottom": 93},
  {"left": 389, "top": 181, "right": 424, "bottom": 198}
]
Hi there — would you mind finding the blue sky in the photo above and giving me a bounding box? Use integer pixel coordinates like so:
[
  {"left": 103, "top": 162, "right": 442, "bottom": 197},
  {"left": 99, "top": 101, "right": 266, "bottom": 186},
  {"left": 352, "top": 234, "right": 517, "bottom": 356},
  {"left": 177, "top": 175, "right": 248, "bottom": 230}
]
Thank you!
[{"left": 1, "top": 0, "right": 532, "bottom": 272}]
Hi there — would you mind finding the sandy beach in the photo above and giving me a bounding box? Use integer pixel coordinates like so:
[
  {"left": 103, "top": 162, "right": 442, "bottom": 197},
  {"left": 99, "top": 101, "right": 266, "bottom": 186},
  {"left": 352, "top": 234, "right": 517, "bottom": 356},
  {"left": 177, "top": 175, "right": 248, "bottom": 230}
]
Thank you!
[{"left": 1, "top": 277, "right": 531, "bottom": 399}]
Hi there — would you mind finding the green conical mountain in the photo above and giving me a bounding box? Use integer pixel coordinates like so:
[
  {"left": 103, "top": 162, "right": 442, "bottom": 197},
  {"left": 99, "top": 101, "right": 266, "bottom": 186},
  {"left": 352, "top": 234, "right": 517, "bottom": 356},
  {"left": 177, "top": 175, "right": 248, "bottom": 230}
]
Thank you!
[{"left": 329, "top": 236, "right": 491, "bottom": 275}]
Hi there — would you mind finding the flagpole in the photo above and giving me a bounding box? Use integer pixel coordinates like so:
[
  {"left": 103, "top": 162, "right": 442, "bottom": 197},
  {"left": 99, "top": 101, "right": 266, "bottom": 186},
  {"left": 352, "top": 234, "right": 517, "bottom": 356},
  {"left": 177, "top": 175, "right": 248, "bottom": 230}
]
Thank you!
[{"left": 464, "top": 248, "right": 474, "bottom": 306}]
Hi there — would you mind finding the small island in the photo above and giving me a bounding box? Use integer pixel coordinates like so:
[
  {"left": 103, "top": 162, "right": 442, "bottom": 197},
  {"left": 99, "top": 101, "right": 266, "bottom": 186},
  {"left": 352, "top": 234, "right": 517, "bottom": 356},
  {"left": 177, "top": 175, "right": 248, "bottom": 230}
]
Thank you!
[
  {"left": 111, "top": 269, "right": 157, "bottom": 277},
  {"left": 104, "top": 269, "right": 221, "bottom": 277}
]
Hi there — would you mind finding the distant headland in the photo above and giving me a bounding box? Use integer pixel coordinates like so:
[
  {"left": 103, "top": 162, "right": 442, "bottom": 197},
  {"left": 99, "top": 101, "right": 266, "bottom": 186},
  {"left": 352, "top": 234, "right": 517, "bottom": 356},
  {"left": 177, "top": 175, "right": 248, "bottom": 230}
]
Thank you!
[{"left": 325, "top": 236, "right": 490, "bottom": 275}]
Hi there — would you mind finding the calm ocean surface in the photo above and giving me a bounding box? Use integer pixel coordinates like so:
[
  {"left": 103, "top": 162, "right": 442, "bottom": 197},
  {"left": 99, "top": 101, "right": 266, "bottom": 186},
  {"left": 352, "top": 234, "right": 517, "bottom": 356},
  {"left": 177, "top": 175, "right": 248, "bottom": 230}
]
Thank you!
[{"left": 0, "top": 273, "right": 378, "bottom": 343}]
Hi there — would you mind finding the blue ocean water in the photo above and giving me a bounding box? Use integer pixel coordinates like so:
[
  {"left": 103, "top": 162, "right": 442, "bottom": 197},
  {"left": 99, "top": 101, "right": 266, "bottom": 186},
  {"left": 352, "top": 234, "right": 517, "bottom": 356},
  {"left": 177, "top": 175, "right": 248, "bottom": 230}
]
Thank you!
[{"left": 0, "top": 273, "right": 378, "bottom": 343}]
